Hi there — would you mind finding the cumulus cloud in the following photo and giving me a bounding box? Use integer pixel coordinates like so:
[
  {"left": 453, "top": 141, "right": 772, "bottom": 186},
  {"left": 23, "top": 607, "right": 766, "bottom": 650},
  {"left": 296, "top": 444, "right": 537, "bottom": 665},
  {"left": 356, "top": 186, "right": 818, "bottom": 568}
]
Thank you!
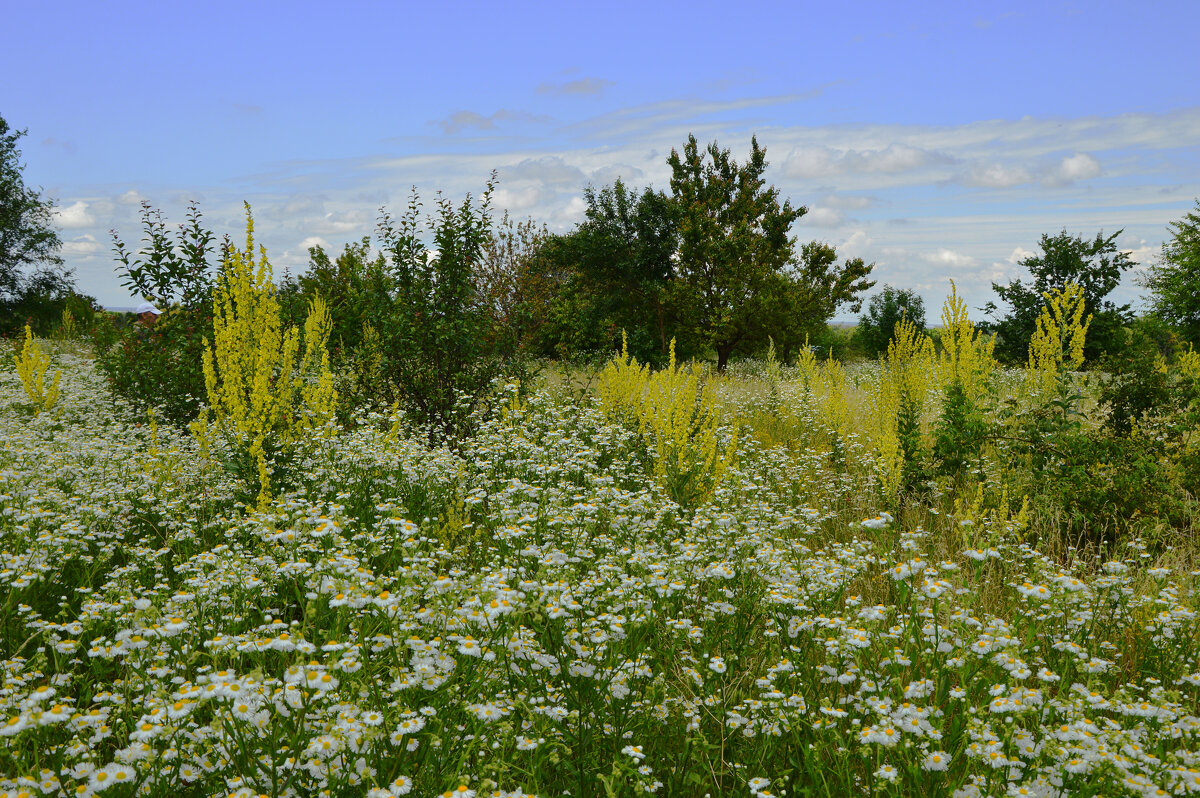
[
  {"left": 298, "top": 236, "right": 330, "bottom": 252},
  {"left": 116, "top": 189, "right": 146, "bottom": 206},
  {"left": 493, "top": 186, "right": 547, "bottom": 212},
  {"left": 311, "top": 209, "right": 371, "bottom": 235},
  {"left": 500, "top": 156, "right": 586, "bottom": 187},
  {"left": 435, "top": 109, "right": 551, "bottom": 135},
  {"left": 960, "top": 162, "right": 1035, "bottom": 188},
  {"left": 537, "top": 77, "right": 613, "bottom": 96},
  {"left": 799, "top": 206, "right": 845, "bottom": 227},
  {"left": 923, "top": 248, "right": 977, "bottom": 268},
  {"left": 839, "top": 230, "right": 873, "bottom": 258},
  {"left": 54, "top": 201, "right": 95, "bottom": 229},
  {"left": 1006, "top": 246, "right": 1035, "bottom": 264},
  {"left": 61, "top": 235, "right": 104, "bottom": 257},
  {"left": 1041, "top": 152, "right": 1101, "bottom": 187},
  {"left": 783, "top": 143, "right": 950, "bottom": 179},
  {"left": 563, "top": 196, "right": 588, "bottom": 222}
]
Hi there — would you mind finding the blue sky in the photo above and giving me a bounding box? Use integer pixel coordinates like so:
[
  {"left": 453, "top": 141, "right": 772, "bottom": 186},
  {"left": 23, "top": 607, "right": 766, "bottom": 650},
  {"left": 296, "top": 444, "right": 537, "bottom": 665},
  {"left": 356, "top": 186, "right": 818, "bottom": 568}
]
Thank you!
[{"left": 4, "top": 0, "right": 1198, "bottom": 317}]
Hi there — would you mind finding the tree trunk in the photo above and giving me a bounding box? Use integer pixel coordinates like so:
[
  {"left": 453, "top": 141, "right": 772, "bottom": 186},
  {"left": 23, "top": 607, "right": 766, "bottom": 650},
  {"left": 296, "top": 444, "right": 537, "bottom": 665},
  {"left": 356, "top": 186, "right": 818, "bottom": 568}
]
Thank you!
[{"left": 716, "top": 345, "right": 732, "bottom": 372}]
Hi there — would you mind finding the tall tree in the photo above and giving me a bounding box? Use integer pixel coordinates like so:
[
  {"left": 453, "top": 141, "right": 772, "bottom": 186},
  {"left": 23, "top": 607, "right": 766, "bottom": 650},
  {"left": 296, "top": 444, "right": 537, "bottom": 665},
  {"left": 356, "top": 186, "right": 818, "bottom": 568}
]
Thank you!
[
  {"left": 982, "top": 229, "right": 1134, "bottom": 363},
  {"left": 1140, "top": 199, "right": 1200, "bottom": 345},
  {"left": 667, "top": 134, "right": 806, "bottom": 370},
  {"left": 855, "top": 285, "right": 926, "bottom": 358},
  {"left": 0, "top": 113, "right": 77, "bottom": 333},
  {"left": 537, "top": 180, "right": 679, "bottom": 362}
]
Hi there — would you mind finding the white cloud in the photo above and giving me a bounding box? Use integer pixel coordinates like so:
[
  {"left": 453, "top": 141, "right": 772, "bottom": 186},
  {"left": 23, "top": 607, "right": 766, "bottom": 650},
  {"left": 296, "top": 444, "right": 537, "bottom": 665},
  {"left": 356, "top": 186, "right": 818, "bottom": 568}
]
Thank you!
[
  {"left": 799, "top": 206, "right": 845, "bottom": 227},
  {"left": 54, "top": 201, "right": 95, "bottom": 228},
  {"left": 783, "top": 143, "right": 949, "bottom": 179},
  {"left": 493, "top": 186, "right": 546, "bottom": 212},
  {"left": 500, "top": 156, "right": 586, "bottom": 187},
  {"left": 838, "top": 230, "right": 873, "bottom": 258},
  {"left": 1041, "top": 152, "right": 1101, "bottom": 187},
  {"left": 1006, "top": 246, "right": 1035, "bottom": 264},
  {"left": 590, "top": 164, "right": 645, "bottom": 186},
  {"left": 298, "top": 236, "right": 329, "bottom": 252},
  {"left": 923, "top": 248, "right": 977, "bottom": 268},
  {"left": 61, "top": 235, "right": 104, "bottom": 257},
  {"left": 783, "top": 145, "right": 840, "bottom": 179},
  {"left": 961, "top": 163, "right": 1035, "bottom": 188},
  {"left": 117, "top": 190, "right": 146, "bottom": 206},
  {"left": 820, "top": 193, "right": 874, "bottom": 210},
  {"left": 563, "top": 196, "right": 588, "bottom": 222}
]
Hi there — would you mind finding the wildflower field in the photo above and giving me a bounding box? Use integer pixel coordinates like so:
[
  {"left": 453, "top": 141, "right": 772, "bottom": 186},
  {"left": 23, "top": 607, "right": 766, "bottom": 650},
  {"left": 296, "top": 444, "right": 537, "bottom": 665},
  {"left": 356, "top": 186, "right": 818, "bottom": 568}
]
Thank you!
[{"left": 3, "top": 290, "right": 1200, "bottom": 798}]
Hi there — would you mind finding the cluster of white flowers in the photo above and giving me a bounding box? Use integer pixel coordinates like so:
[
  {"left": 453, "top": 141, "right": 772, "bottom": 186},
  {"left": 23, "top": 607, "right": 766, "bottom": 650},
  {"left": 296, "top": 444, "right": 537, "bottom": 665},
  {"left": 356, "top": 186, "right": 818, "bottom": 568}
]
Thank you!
[{"left": 0, "top": 352, "right": 1197, "bottom": 797}]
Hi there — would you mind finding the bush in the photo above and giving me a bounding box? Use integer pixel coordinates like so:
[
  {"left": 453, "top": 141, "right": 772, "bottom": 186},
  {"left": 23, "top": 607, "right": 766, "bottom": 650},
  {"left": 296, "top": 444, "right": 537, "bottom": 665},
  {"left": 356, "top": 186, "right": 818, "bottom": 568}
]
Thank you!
[
  {"left": 93, "top": 305, "right": 210, "bottom": 425},
  {"left": 374, "top": 177, "right": 516, "bottom": 441},
  {"left": 97, "top": 202, "right": 220, "bottom": 425}
]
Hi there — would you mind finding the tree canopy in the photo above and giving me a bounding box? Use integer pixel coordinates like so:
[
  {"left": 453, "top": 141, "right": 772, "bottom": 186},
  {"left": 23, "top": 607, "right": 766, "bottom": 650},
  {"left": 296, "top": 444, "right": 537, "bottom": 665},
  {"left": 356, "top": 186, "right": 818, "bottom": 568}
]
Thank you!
[
  {"left": 982, "top": 229, "right": 1134, "bottom": 363},
  {"left": 0, "top": 113, "right": 93, "bottom": 334},
  {"left": 1140, "top": 199, "right": 1200, "bottom": 346}
]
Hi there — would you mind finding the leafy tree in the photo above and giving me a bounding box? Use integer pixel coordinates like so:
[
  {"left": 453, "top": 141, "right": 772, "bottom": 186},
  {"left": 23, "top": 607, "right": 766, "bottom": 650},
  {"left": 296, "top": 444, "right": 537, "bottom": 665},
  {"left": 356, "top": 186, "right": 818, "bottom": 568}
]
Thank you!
[
  {"left": 278, "top": 237, "right": 389, "bottom": 358},
  {"left": 375, "top": 177, "right": 509, "bottom": 440},
  {"left": 533, "top": 181, "right": 679, "bottom": 363},
  {"left": 477, "top": 211, "right": 557, "bottom": 359},
  {"left": 667, "top": 135, "right": 806, "bottom": 370},
  {"left": 1140, "top": 199, "right": 1200, "bottom": 345},
  {"left": 0, "top": 113, "right": 93, "bottom": 334},
  {"left": 855, "top": 285, "right": 926, "bottom": 358},
  {"left": 755, "top": 241, "right": 874, "bottom": 363},
  {"left": 99, "top": 203, "right": 222, "bottom": 425},
  {"left": 982, "top": 229, "right": 1134, "bottom": 363}
]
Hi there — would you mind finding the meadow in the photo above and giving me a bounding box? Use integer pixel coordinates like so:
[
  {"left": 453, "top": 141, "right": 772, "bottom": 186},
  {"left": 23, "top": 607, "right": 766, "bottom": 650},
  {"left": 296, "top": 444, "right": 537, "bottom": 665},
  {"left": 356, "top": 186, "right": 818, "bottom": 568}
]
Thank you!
[{"left": 2, "top": 289, "right": 1200, "bottom": 798}]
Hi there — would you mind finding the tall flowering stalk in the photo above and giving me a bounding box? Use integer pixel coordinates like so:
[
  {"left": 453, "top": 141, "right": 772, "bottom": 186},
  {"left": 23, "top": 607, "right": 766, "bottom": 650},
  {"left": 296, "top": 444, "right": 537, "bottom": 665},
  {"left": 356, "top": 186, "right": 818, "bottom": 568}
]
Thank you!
[
  {"left": 197, "top": 204, "right": 336, "bottom": 504},
  {"left": 12, "top": 325, "right": 60, "bottom": 413},
  {"left": 598, "top": 335, "right": 736, "bottom": 507},
  {"left": 1027, "top": 283, "right": 1091, "bottom": 394}
]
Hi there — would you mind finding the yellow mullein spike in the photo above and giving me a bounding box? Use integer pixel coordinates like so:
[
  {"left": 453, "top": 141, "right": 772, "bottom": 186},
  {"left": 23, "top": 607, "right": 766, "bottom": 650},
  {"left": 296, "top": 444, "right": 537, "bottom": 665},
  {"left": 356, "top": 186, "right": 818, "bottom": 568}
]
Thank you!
[
  {"left": 13, "top": 325, "right": 62, "bottom": 413},
  {"left": 938, "top": 280, "right": 995, "bottom": 400},
  {"left": 1027, "top": 283, "right": 1092, "bottom": 393},
  {"left": 199, "top": 204, "right": 337, "bottom": 503}
]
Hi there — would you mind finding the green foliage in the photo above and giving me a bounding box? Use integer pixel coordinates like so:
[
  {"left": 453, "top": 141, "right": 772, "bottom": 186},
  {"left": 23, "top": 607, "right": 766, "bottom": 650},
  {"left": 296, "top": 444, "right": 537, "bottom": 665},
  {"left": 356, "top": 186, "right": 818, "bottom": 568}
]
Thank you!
[
  {"left": 1, "top": 114, "right": 66, "bottom": 332},
  {"left": 854, "top": 285, "right": 926, "bottom": 358},
  {"left": 1140, "top": 198, "right": 1200, "bottom": 345},
  {"left": 760, "top": 241, "right": 875, "bottom": 364},
  {"left": 529, "top": 181, "right": 678, "bottom": 363},
  {"left": 98, "top": 204, "right": 221, "bottom": 425},
  {"left": 374, "top": 177, "right": 510, "bottom": 441},
  {"left": 983, "top": 229, "right": 1134, "bottom": 363},
  {"left": 277, "top": 236, "right": 388, "bottom": 359},
  {"left": 93, "top": 305, "right": 211, "bottom": 425},
  {"left": 477, "top": 211, "right": 556, "bottom": 359},
  {"left": 1033, "top": 431, "right": 1196, "bottom": 548},
  {"left": 112, "top": 200, "right": 220, "bottom": 310},
  {"left": 932, "top": 381, "right": 987, "bottom": 477},
  {"left": 669, "top": 135, "right": 806, "bottom": 370}
]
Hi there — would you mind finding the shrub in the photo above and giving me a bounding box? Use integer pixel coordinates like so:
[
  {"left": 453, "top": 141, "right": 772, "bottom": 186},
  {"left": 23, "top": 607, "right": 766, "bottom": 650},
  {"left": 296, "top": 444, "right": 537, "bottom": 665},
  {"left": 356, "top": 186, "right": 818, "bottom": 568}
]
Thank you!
[
  {"left": 98, "top": 201, "right": 220, "bottom": 425},
  {"left": 93, "top": 305, "right": 210, "bottom": 425},
  {"left": 374, "top": 177, "right": 512, "bottom": 441}
]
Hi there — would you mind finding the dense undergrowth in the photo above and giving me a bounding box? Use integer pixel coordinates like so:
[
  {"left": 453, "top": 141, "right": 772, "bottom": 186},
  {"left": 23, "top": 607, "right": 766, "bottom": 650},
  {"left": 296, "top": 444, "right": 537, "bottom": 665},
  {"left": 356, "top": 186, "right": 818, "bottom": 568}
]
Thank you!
[{"left": 2, "top": 300, "right": 1200, "bottom": 798}]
